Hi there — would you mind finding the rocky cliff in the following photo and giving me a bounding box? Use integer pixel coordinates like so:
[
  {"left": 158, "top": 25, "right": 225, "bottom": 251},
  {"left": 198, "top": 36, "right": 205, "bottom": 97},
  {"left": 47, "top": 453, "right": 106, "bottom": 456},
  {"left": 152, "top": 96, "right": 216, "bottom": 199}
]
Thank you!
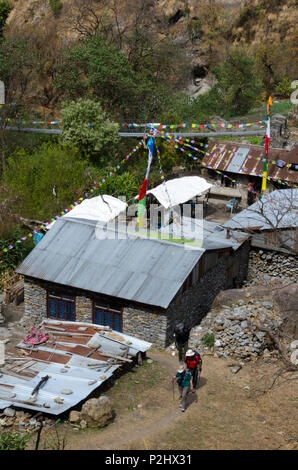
[{"left": 4, "top": 0, "right": 298, "bottom": 98}]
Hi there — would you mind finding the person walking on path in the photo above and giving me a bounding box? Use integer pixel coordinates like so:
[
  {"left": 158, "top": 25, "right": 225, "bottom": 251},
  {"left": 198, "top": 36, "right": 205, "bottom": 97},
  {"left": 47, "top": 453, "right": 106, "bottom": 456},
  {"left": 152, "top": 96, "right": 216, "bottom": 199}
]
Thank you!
[
  {"left": 173, "top": 362, "right": 193, "bottom": 412},
  {"left": 173, "top": 323, "right": 190, "bottom": 362},
  {"left": 184, "top": 349, "right": 202, "bottom": 389}
]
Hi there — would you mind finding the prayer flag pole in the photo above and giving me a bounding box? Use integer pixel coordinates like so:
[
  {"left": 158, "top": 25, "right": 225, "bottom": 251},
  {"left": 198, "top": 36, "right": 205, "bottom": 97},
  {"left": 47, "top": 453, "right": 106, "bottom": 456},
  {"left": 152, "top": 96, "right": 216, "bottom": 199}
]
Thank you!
[{"left": 261, "top": 96, "right": 272, "bottom": 195}]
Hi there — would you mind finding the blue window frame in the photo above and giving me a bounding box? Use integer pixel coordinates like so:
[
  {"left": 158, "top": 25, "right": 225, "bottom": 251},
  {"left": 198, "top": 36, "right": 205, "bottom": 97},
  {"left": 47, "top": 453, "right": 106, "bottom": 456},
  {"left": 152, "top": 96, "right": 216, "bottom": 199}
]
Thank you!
[
  {"left": 47, "top": 294, "right": 75, "bottom": 321},
  {"left": 93, "top": 304, "right": 122, "bottom": 332}
]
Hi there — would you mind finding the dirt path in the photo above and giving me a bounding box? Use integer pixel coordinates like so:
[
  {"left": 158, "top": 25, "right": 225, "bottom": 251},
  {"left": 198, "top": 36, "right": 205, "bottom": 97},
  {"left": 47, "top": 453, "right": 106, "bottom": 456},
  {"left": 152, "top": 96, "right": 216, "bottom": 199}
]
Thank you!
[
  {"left": 63, "top": 350, "right": 298, "bottom": 450},
  {"left": 65, "top": 351, "right": 183, "bottom": 450}
]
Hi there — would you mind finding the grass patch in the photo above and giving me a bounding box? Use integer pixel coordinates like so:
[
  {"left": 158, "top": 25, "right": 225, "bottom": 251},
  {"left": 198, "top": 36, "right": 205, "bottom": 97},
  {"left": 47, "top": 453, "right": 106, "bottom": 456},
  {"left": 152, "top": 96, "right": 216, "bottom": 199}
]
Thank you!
[
  {"left": 105, "top": 360, "right": 167, "bottom": 414},
  {"left": 201, "top": 333, "right": 215, "bottom": 348}
]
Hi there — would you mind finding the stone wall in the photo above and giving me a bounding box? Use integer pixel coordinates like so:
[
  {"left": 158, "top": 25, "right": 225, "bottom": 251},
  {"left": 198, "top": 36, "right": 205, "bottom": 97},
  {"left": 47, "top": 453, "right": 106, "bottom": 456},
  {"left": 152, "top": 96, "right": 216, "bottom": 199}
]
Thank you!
[
  {"left": 165, "top": 256, "right": 227, "bottom": 347},
  {"left": 22, "top": 241, "right": 250, "bottom": 347},
  {"left": 23, "top": 279, "right": 94, "bottom": 324},
  {"left": 76, "top": 296, "right": 93, "bottom": 323},
  {"left": 24, "top": 278, "right": 47, "bottom": 322},
  {"left": 165, "top": 241, "right": 250, "bottom": 347},
  {"left": 123, "top": 306, "right": 167, "bottom": 347},
  {"left": 248, "top": 248, "right": 298, "bottom": 285}
]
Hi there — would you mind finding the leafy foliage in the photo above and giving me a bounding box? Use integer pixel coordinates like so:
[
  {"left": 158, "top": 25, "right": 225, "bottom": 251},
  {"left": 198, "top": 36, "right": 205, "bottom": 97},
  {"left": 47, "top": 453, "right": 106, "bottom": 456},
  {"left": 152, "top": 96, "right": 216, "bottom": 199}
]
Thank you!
[
  {"left": 209, "top": 49, "right": 263, "bottom": 117},
  {"left": 94, "top": 171, "right": 139, "bottom": 201},
  {"left": 0, "top": 35, "right": 37, "bottom": 103},
  {"left": 2, "top": 143, "right": 97, "bottom": 220},
  {"left": 49, "top": 0, "right": 62, "bottom": 16},
  {"left": 0, "top": 1, "right": 11, "bottom": 37},
  {"left": 0, "top": 226, "right": 33, "bottom": 281},
  {"left": 60, "top": 99, "right": 120, "bottom": 165},
  {"left": 275, "top": 77, "right": 293, "bottom": 98},
  {"left": 0, "top": 431, "right": 31, "bottom": 450},
  {"left": 201, "top": 333, "right": 215, "bottom": 348},
  {"left": 54, "top": 34, "right": 189, "bottom": 121}
]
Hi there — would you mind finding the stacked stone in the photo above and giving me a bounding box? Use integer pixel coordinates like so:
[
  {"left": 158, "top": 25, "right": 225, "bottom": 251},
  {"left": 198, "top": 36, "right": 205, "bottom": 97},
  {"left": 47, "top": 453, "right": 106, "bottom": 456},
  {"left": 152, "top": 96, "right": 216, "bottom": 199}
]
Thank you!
[
  {"left": 0, "top": 408, "right": 54, "bottom": 431},
  {"left": 188, "top": 299, "right": 284, "bottom": 360},
  {"left": 247, "top": 249, "right": 298, "bottom": 286}
]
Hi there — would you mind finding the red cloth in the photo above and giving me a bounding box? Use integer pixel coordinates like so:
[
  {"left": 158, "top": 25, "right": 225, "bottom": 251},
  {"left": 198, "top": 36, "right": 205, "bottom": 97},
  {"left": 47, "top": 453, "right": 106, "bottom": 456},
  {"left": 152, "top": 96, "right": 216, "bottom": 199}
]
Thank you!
[
  {"left": 24, "top": 328, "right": 48, "bottom": 345},
  {"left": 265, "top": 135, "right": 270, "bottom": 155},
  {"left": 184, "top": 353, "right": 201, "bottom": 370},
  {"left": 138, "top": 178, "right": 147, "bottom": 201}
]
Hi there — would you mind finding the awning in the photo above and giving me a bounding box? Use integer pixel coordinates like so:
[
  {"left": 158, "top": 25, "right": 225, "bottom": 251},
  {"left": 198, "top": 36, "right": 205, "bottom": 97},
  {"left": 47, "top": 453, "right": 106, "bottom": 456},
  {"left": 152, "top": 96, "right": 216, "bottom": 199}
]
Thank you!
[
  {"left": 147, "top": 176, "right": 213, "bottom": 209},
  {"left": 48, "top": 195, "right": 127, "bottom": 228}
]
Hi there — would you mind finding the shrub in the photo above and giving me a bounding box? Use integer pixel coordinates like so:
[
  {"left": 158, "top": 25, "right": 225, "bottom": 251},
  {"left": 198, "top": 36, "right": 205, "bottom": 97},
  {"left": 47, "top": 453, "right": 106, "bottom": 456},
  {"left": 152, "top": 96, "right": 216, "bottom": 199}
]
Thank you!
[
  {"left": 60, "top": 99, "right": 120, "bottom": 165},
  {"left": 275, "top": 77, "right": 293, "bottom": 98},
  {"left": 187, "top": 20, "right": 202, "bottom": 42},
  {"left": 0, "top": 1, "right": 11, "bottom": 37},
  {"left": 49, "top": 0, "right": 62, "bottom": 16},
  {"left": 0, "top": 432, "right": 31, "bottom": 450},
  {"left": 201, "top": 333, "right": 215, "bottom": 348}
]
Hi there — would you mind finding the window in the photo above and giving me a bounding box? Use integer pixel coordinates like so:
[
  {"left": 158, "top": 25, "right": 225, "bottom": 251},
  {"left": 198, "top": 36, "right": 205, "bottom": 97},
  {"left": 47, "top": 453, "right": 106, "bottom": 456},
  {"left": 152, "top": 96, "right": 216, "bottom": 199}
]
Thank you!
[
  {"left": 93, "top": 304, "right": 122, "bottom": 332},
  {"left": 47, "top": 293, "right": 75, "bottom": 321}
]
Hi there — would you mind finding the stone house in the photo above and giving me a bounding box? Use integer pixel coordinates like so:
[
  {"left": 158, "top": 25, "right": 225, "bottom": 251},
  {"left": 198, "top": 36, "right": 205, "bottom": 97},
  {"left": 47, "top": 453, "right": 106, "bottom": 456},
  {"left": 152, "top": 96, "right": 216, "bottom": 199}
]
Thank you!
[
  {"left": 202, "top": 138, "right": 298, "bottom": 207},
  {"left": 16, "top": 217, "right": 250, "bottom": 347}
]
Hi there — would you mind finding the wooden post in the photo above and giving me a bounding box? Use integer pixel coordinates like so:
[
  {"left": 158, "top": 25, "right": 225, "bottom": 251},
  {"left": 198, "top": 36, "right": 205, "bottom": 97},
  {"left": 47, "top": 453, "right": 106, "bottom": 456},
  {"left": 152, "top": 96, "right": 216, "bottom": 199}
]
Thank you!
[{"left": 0, "top": 81, "right": 4, "bottom": 105}]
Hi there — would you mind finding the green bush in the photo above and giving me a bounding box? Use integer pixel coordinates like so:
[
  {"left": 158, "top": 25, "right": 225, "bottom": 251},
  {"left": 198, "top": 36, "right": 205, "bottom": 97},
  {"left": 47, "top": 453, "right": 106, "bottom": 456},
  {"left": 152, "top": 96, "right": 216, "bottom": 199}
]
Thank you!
[
  {"left": 275, "top": 77, "right": 293, "bottom": 98},
  {"left": 187, "top": 20, "right": 202, "bottom": 41},
  {"left": 2, "top": 142, "right": 96, "bottom": 220},
  {"left": 60, "top": 99, "right": 120, "bottom": 165},
  {"left": 49, "top": 0, "right": 62, "bottom": 16},
  {"left": 0, "top": 1, "right": 11, "bottom": 37},
  {"left": 201, "top": 333, "right": 215, "bottom": 348},
  {"left": 0, "top": 432, "right": 31, "bottom": 450}
]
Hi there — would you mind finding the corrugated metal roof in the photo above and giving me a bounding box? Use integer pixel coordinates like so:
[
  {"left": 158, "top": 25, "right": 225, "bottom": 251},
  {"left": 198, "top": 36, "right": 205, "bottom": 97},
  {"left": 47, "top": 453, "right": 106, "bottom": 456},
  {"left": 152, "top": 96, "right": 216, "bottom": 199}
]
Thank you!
[
  {"left": 204, "top": 142, "right": 298, "bottom": 183},
  {"left": 160, "top": 218, "right": 249, "bottom": 251},
  {"left": 0, "top": 320, "right": 152, "bottom": 415},
  {"left": 223, "top": 189, "right": 298, "bottom": 230},
  {"left": 17, "top": 218, "right": 205, "bottom": 309}
]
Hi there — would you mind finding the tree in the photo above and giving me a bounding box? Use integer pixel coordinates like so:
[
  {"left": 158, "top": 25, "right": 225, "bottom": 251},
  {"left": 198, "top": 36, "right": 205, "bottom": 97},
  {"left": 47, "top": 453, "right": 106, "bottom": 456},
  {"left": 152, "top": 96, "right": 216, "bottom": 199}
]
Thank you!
[
  {"left": 254, "top": 40, "right": 297, "bottom": 97},
  {"left": 1, "top": 143, "right": 97, "bottom": 220},
  {"left": 0, "top": 34, "right": 37, "bottom": 103},
  {"left": 211, "top": 48, "right": 263, "bottom": 117},
  {"left": 95, "top": 171, "right": 139, "bottom": 200},
  {"left": 69, "top": 0, "right": 112, "bottom": 38},
  {"left": 0, "top": 1, "right": 11, "bottom": 38},
  {"left": 226, "top": 189, "right": 298, "bottom": 255},
  {"left": 60, "top": 99, "right": 120, "bottom": 166},
  {"left": 54, "top": 36, "right": 139, "bottom": 118}
]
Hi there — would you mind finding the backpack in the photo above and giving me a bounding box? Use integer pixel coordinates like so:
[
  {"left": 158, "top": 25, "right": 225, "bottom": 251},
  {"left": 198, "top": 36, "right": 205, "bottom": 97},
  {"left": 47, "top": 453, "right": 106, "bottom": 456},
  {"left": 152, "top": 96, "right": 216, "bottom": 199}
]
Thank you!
[
  {"left": 177, "top": 370, "right": 186, "bottom": 386},
  {"left": 186, "top": 351, "right": 202, "bottom": 369}
]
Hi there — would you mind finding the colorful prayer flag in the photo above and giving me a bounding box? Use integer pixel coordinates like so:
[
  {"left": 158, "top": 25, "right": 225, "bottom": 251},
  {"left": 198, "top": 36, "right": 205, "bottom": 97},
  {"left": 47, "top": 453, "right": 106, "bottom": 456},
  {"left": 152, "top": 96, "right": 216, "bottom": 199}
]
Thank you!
[
  {"left": 262, "top": 96, "right": 272, "bottom": 193},
  {"left": 137, "top": 137, "right": 154, "bottom": 228}
]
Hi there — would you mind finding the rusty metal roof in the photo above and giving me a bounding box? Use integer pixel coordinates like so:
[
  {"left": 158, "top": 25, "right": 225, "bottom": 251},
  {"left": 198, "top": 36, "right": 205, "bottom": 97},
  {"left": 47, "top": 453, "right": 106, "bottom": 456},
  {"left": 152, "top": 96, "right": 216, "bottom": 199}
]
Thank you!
[
  {"left": 204, "top": 141, "right": 298, "bottom": 183},
  {"left": 0, "top": 320, "right": 152, "bottom": 415}
]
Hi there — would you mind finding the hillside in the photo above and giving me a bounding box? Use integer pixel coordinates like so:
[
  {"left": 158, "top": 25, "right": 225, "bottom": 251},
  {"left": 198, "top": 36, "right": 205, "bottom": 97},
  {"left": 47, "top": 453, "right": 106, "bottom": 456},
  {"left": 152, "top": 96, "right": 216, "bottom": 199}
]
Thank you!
[{"left": 4, "top": 0, "right": 297, "bottom": 101}]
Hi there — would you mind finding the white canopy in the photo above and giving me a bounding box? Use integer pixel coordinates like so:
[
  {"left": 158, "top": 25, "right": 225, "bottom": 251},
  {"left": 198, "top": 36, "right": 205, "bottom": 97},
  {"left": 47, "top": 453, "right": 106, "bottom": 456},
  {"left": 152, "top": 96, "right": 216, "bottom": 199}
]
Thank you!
[
  {"left": 147, "top": 176, "right": 213, "bottom": 209},
  {"left": 47, "top": 195, "right": 127, "bottom": 228}
]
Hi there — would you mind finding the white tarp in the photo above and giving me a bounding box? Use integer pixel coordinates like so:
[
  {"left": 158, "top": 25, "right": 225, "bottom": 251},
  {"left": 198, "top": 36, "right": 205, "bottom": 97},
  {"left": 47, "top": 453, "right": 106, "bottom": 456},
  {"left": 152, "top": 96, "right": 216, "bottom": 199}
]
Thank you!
[
  {"left": 147, "top": 176, "right": 213, "bottom": 209},
  {"left": 48, "top": 195, "right": 127, "bottom": 229}
]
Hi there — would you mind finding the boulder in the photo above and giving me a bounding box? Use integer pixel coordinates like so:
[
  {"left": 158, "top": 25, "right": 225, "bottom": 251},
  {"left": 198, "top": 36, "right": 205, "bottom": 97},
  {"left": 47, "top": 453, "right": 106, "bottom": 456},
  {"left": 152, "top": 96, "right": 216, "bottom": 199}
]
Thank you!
[
  {"left": 69, "top": 410, "right": 81, "bottom": 423},
  {"left": 274, "top": 284, "right": 298, "bottom": 339},
  {"left": 3, "top": 407, "right": 15, "bottom": 418},
  {"left": 80, "top": 396, "right": 113, "bottom": 427}
]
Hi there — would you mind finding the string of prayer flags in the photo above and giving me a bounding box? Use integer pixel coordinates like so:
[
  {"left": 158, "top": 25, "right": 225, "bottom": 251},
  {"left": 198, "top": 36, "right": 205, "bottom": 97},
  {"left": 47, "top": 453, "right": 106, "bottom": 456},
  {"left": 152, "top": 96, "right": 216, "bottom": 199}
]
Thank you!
[{"left": 0, "top": 140, "right": 144, "bottom": 256}]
